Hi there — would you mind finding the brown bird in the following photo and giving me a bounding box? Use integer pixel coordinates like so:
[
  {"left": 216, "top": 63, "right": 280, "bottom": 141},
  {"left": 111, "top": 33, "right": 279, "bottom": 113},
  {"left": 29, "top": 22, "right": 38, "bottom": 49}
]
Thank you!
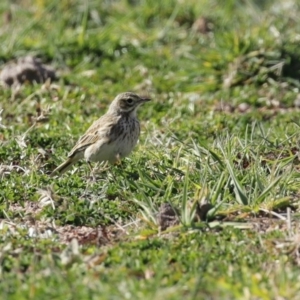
[{"left": 51, "top": 92, "right": 150, "bottom": 176}]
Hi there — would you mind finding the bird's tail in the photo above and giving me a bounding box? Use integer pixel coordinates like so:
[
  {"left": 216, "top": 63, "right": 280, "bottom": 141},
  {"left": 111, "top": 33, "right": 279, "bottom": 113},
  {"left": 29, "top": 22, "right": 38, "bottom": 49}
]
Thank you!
[{"left": 50, "top": 157, "right": 79, "bottom": 177}]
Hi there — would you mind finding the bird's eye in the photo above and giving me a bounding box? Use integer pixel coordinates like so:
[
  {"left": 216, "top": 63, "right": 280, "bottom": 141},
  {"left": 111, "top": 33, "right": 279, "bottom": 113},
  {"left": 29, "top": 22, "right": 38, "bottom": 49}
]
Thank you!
[{"left": 126, "top": 98, "right": 134, "bottom": 104}]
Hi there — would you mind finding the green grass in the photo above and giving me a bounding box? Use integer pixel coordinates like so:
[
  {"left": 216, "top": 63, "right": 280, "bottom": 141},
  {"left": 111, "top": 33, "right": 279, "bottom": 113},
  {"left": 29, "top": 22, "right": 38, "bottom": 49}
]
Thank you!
[{"left": 1, "top": 0, "right": 300, "bottom": 298}]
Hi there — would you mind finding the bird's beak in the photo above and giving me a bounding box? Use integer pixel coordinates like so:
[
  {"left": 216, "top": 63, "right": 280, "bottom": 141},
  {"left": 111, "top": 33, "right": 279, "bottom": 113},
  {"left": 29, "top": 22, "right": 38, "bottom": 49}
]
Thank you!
[{"left": 140, "top": 96, "right": 151, "bottom": 103}]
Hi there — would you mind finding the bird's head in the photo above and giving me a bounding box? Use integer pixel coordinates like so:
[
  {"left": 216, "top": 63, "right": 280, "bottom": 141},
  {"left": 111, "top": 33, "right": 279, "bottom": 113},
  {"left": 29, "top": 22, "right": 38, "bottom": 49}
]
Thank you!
[{"left": 109, "top": 92, "right": 151, "bottom": 116}]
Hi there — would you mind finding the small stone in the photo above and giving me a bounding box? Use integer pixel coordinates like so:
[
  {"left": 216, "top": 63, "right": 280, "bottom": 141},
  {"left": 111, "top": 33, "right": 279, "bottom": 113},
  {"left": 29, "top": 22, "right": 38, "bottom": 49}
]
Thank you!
[
  {"left": 238, "top": 102, "right": 250, "bottom": 113},
  {"left": 157, "top": 203, "right": 179, "bottom": 231},
  {"left": 294, "top": 95, "right": 300, "bottom": 108},
  {"left": 0, "top": 56, "right": 57, "bottom": 87},
  {"left": 192, "top": 17, "right": 213, "bottom": 34}
]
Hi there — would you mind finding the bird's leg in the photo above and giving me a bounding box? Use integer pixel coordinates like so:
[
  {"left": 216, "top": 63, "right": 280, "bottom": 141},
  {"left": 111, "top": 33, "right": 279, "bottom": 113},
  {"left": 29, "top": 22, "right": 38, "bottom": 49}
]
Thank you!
[
  {"left": 100, "top": 161, "right": 110, "bottom": 172},
  {"left": 87, "top": 161, "right": 97, "bottom": 182},
  {"left": 88, "top": 161, "right": 111, "bottom": 182},
  {"left": 88, "top": 161, "right": 93, "bottom": 172},
  {"left": 110, "top": 154, "right": 124, "bottom": 182},
  {"left": 81, "top": 161, "right": 95, "bottom": 196},
  {"left": 115, "top": 153, "right": 122, "bottom": 166}
]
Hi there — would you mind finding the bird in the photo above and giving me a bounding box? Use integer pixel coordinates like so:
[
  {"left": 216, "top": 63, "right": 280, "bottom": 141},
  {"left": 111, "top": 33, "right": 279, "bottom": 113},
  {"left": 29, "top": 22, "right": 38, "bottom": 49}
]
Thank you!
[{"left": 50, "top": 92, "right": 151, "bottom": 176}]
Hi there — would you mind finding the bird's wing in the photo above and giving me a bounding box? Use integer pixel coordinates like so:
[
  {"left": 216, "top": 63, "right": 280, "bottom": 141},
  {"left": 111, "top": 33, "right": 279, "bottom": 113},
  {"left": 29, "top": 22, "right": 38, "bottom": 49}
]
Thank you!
[{"left": 67, "top": 116, "right": 116, "bottom": 158}]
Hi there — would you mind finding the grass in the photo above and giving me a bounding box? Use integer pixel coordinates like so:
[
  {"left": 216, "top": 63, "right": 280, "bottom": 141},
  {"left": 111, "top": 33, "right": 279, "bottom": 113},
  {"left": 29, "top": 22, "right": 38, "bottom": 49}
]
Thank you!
[{"left": 1, "top": 0, "right": 300, "bottom": 298}]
